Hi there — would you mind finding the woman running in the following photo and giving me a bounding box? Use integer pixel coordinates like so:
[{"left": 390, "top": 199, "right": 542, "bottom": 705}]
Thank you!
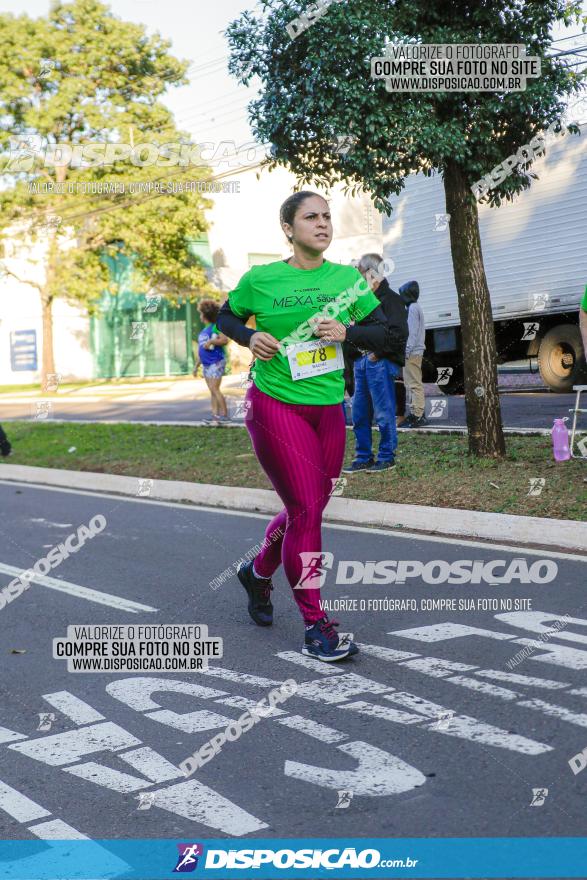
[
  {"left": 197, "top": 299, "right": 230, "bottom": 423},
  {"left": 217, "top": 191, "right": 393, "bottom": 661}
]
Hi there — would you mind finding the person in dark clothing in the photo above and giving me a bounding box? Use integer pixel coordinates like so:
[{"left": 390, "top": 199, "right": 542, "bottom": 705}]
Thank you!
[
  {"left": 342, "top": 253, "right": 408, "bottom": 473},
  {"left": 0, "top": 425, "right": 12, "bottom": 457},
  {"left": 400, "top": 280, "right": 427, "bottom": 427}
]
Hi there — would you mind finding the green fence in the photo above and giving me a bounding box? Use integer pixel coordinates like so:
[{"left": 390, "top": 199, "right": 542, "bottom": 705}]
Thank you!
[
  {"left": 89, "top": 238, "right": 212, "bottom": 379},
  {"left": 90, "top": 296, "right": 202, "bottom": 379}
]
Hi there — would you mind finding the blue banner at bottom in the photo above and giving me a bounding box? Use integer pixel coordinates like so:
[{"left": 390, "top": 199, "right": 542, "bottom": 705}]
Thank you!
[{"left": 0, "top": 837, "right": 586, "bottom": 879}]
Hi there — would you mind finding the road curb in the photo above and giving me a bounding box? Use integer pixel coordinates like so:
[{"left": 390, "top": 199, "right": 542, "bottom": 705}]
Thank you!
[
  {"left": 2, "top": 417, "right": 580, "bottom": 436},
  {"left": 1, "top": 463, "right": 586, "bottom": 552}
]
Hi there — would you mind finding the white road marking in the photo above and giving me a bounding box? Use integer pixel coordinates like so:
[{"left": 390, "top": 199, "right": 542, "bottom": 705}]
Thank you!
[
  {"left": 0, "top": 725, "right": 26, "bottom": 744},
  {"left": 427, "top": 715, "right": 552, "bottom": 755},
  {"left": 348, "top": 646, "right": 587, "bottom": 736},
  {"left": 28, "top": 819, "right": 89, "bottom": 839},
  {"left": 496, "top": 611, "right": 587, "bottom": 645},
  {"left": 392, "top": 622, "right": 516, "bottom": 642},
  {"left": 372, "top": 642, "right": 587, "bottom": 730},
  {"left": 119, "top": 746, "right": 183, "bottom": 782},
  {"left": 392, "top": 622, "right": 587, "bottom": 670},
  {"left": 0, "top": 562, "right": 157, "bottom": 613},
  {"left": 198, "top": 667, "right": 284, "bottom": 687},
  {"left": 9, "top": 722, "right": 141, "bottom": 766},
  {"left": 399, "top": 657, "right": 479, "bottom": 677},
  {"left": 276, "top": 714, "right": 348, "bottom": 743},
  {"left": 145, "top": 708, "right": 233, "bottom": 733},
  {"left": 0, "top": 780, "right": 51, "bottom": 822},
  {"left": 106, "top": 677, "right": 227, "bottom": 711},
  {"left": 383, "top": 691, "right": 448, "bottom": 718},
  {"left": 0, "top": 778, "right": 129, "bottom": 873},
  {"left": 447, "top": 676, "right": 519, "bottom": 701},
  {"left": 215, "top": 695, "right": 286, "bottom": 717},
  {"left": 510, "top": 639, "right": 587, "bottom": 671},
  {"left": 285, "top": 740, "right": 426, "bottom": 795},
  {"left": 517, "top": 698, "right": 587, "bottom": 729},
  {"left": 372, "top": 691, "right": 551, "bottom": 753},
  {"left": 42, "top": 691, "right": 105, "bottom": 724},
  {"left": 275, "top": 650, "right": 341, "bottom": 675},
  {"left": 355, "top": 643, "right": 421, "bottom": 663},
  {"left": 474, "top": 669, "right": 570, "bottom": 690},
  {"left": 3, "top": 479, "right": 584, "bottom": 560},
  {"left": 292, "top": 673, "right": 391, "bottom": 704},
  {"left": 150, "top": 779, "right": 268, "bottom": 834},
  {"left": 339, "top": 700, "right": 424, "bottom": 725},
  {"left": 1, "top": 687, "right": 270, "bottom": 837},
  {"left": 65, "top": 761, "right": 151, "bottom": 792}
]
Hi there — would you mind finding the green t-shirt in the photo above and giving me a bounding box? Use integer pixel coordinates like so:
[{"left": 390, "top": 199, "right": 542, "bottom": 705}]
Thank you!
[
  {"left": 228, "top": 259, "right": 379, "bottom": 405},
  {"left": 582, "top": 284, "right": 587, "bottom": 311}
]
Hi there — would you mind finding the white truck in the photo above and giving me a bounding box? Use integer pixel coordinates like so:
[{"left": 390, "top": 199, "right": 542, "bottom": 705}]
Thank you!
[{"left": 382, "top": 126, "right": 587, "bottom": 393}]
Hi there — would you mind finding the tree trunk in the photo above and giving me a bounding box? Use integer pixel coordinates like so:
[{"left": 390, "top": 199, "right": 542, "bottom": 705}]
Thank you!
[
  {"left": 41, "top": 293, "right": 55, "bottom": 388},
  {"left": 40, "top": 234, "right": 58, "bottom": 389},
  {"left": 444, "top": 160, "right": 506, "bottom": 458}
]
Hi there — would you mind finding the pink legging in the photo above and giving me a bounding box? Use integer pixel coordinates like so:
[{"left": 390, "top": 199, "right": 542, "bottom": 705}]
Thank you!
[{"left": 244, "top": 382, "right": 346, "bottom": 624}]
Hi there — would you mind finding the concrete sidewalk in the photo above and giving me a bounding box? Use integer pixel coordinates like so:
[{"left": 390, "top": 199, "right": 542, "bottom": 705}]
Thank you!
[
  {"left": 1, "top": 463, "right": 586, "bottom": 553},
  {"left": 0, "top": 375, "right": 245, "bottom": 404}
]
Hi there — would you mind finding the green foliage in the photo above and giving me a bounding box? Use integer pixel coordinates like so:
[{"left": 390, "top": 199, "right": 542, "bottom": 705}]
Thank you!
[
  {"left": 3, "top": 421, "right": 585, "bottom": 520},
  {"left": 0, "top": 0, "right": 215, "bottom": 308},
  {"left": 226, "top": 0, "right": 586, "bottom": 211}
]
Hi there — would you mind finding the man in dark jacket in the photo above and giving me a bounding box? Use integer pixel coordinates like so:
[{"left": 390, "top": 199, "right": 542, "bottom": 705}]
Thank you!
[
  {"left": 342, "top": 254, "right": 408, "bottom": 473},
  {"left": 0, "top": 425, "right": 12, "bottom": 457}
]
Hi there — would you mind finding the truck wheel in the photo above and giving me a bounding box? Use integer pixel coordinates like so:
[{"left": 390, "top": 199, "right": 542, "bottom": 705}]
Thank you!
[
  {"left": 537, "top": 325, "right": 587, "bottom": 393},
  {"left": 438, "top": 366, "right": 465, "bottom": 395}
]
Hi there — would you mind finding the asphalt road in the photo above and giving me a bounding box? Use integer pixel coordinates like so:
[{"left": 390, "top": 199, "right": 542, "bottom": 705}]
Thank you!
[
  {"left": 1, "top": 479, "right": 586, "bottom": 854},
  {"left": 0, "top": 388, "right": 580, "bottom": 431}
]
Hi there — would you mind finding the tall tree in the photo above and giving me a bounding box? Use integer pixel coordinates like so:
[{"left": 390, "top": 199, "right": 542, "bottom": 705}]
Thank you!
[
  {"left": 0, "top": 0, "right": 213, "bottom": 386},
  {"left": 227, "top": 0, "right": 586, "bottom": 457}
]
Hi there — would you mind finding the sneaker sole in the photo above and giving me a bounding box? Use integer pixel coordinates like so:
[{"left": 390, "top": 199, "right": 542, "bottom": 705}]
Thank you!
[
  {"left": 302, "top": 645, "right": 353, "bottom": 662},
  {"left": 236, "top": 566, "right": 273, "bottom": 627}
]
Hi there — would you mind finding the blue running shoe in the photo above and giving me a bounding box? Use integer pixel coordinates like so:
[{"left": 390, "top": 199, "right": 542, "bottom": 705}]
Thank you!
[
  {"left": 236, "top": 560, "right": 273, "bottom": 626},
  {"left": 341, "top": 458, "right": 375, "bottom": 474},
  {"left": 302, "top": 616, "right": 359, "bottom": 662}
]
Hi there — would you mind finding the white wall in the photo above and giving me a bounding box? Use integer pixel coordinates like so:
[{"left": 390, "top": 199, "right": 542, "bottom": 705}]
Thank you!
[
  {"left": 0, "top": 230, "right": 93, "bottom": 384},
  {"left": 205, "top": 162, "right": 383, "bottom": 290}
]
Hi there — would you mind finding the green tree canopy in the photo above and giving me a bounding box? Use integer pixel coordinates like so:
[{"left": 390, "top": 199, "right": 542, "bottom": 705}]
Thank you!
[
  {"left": 226, "top": 0, "right": 586, "bottom": 457},
  {"left": 0, "top": 0, "right": 216, "bottom": 382}
]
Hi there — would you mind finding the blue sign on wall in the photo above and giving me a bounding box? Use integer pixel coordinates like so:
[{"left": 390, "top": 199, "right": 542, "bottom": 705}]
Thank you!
[{"left": 10, "top": 329, "right": 38, "bottom": 371}]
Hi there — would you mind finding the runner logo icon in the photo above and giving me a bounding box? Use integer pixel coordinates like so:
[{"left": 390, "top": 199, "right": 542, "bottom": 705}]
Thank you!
[
  {"left": 295, "top": 552, "right": 334, "bottom": 589},
  {"left": 530, "top": 787, "right": 549, "bottom": 806},
  {"left": 173, "top": 843, "right": 204, "bottom": 872}
]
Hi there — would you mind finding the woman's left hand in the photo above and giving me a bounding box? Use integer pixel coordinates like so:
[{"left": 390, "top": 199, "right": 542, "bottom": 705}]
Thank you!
[{"left": 313, "top": 318, "right": 347, "bottom": 342}]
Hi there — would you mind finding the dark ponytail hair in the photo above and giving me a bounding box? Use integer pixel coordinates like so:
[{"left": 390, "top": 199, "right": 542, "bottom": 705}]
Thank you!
[{"left": 279, "top": 190, "right": 323, "bottom": 242}]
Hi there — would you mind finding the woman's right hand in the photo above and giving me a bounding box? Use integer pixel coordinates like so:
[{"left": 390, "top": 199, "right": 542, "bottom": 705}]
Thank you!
[{"left": 249, "top": 331, "right": 280, "bottom": 361}]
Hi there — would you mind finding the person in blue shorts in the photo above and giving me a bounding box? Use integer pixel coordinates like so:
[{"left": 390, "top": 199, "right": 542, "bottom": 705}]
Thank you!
[{"left": 198, "top": 299, "right": 230, "bottom": 423}]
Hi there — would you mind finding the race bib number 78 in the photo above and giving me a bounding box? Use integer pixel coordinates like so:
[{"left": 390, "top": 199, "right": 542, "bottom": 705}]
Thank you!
[{"left": 286, "top": 340, "right": 344, "bottom": 381}]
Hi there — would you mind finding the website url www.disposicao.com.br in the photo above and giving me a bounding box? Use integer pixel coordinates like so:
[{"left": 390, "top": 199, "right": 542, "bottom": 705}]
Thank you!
[{"left": 203, "top": 847, "right": 418, "bottom": 870}]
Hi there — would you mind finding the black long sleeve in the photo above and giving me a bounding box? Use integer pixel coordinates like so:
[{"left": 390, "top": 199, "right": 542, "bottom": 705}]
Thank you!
[
  {"left": 216, "top": 299, "right": 255, "bottom": 347},
  {"left": 217, "top": 298, "right": 404, "bottom": 364},
  {"left": 345, "top": 305, "right": 389, "bottom": 352}
]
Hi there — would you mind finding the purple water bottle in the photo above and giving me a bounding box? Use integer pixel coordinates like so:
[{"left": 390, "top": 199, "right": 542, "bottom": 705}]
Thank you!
[{"left": 552, "top": 417, "right": 570, "bottom": 462}]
